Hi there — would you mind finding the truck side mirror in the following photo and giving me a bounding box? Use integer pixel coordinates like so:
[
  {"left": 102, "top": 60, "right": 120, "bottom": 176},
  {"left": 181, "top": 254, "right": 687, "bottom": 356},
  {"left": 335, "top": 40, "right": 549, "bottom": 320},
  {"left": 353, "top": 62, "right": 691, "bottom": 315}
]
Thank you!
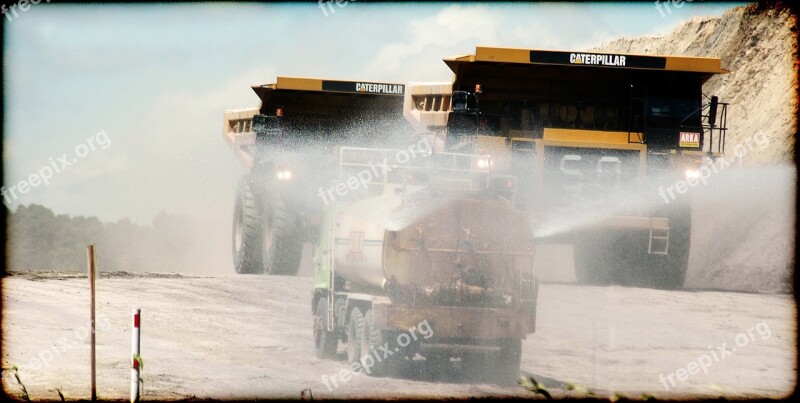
[{"left": 708, "top": 96, "right": 718, "bottom": 127}]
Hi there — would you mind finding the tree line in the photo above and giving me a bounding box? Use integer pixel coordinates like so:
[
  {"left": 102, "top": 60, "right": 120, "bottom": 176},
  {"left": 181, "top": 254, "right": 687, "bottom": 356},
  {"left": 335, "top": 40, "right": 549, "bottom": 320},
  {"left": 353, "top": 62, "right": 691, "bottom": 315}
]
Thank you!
[{"left": 5, "top": 204, "right": 228, "bottom": 273}]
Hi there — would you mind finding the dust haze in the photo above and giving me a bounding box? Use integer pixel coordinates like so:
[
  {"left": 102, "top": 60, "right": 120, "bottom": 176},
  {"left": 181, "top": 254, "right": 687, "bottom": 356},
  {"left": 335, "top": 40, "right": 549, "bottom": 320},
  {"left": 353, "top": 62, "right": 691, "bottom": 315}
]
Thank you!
[{"left": 2, "top": 2, "right": 796, "bottom": 401}]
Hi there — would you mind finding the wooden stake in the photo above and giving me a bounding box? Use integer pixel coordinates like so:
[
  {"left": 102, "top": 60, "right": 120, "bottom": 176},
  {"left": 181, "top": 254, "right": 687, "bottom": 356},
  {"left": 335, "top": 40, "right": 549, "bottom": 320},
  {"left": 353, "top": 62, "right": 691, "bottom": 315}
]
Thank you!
[{"left": 88, "top": 245, "right": 97, "bottom": 402}]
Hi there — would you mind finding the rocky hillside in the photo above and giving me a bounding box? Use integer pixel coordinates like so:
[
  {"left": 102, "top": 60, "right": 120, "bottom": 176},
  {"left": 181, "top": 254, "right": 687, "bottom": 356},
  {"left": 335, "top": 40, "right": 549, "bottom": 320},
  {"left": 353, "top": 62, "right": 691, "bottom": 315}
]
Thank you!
[{"left": 595, "top": 3, "right": 797, "bottom": 165}]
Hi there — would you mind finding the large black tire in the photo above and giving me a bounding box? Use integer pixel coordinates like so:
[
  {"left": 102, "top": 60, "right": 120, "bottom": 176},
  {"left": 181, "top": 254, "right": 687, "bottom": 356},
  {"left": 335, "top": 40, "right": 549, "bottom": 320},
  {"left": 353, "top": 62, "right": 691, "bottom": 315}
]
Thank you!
[
  {"left": 573, "top": 234, "right": 618, "bottom": 285},
  {"left": 574, "top": 201, "right": 691, "bottom": 290},
  {"left": 461, "top": 339, "right": 521, "bottom": 383},
  {"left": 262, "top": 197, "right": 304, "bottom": 276},
  {"left": 346, "top": 307, "right": 364, "bottom": 366},
  {"left": 360, "top": 310, "right": 399, "bottom": 377},
  {"left": 636, "top": 201, "right": 691, "bottom": 289},
  {"left": 313, "top": 298, "right": 338, "bottom": 359},
  {"left": 232, "top": 177, "right": 264, "bottom": 274}
]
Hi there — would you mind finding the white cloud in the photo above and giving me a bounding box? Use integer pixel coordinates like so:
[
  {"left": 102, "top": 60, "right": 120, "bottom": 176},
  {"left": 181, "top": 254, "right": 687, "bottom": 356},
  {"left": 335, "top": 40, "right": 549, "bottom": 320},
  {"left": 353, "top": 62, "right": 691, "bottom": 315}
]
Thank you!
[
  {"left": 356, "top": 3, "right": 633, "bottom": 83},
  {"left": 149, "top": 67, "right": 273, "bottom": 123},
  {"left": 359, "top": 5, "right": 504, "bottom": 81}
]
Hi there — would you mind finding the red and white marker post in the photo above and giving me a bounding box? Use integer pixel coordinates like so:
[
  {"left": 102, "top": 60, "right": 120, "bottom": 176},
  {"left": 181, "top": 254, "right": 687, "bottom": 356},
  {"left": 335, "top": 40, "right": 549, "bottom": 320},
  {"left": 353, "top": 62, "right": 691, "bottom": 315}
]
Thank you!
[{"left": 131, "top": 308, "right": 141, "bottom": 403}]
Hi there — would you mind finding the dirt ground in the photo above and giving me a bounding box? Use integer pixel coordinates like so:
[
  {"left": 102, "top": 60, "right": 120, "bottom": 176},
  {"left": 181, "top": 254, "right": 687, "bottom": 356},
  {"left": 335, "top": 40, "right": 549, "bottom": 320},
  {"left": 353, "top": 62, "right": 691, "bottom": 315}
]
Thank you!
[{"left": 1, "top": 270, "right": 795, "bottom": 400}]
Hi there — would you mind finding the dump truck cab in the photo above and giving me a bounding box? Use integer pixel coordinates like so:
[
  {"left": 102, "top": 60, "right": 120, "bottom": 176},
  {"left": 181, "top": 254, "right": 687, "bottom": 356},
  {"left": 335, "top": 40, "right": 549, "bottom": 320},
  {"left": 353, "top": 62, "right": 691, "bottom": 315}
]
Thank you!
[
  {"left": 404, "top": 46, "right": 730, "bottom": 289},
  {"left": 224, "top": 77, "right": 411, "bottom": 275}
]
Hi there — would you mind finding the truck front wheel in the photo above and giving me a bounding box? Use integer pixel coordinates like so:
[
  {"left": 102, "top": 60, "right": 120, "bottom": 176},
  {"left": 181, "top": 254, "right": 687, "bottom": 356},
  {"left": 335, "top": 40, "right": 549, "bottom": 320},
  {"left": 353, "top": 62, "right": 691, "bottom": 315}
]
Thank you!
[
  {"left": 232, "top": 177, "right": 264, "bottom": 274},
  {"left": 261, "top": 197, "right": 304, "bottom": 275},
  {"left": 573, "top": 234, "right": 617, "bottom": 285},
  {"left": 635, "top": 202, "right": 691, "bottom": 290},
  {"left": 574, "top": 202, "right": 690, "bottom": 290}
]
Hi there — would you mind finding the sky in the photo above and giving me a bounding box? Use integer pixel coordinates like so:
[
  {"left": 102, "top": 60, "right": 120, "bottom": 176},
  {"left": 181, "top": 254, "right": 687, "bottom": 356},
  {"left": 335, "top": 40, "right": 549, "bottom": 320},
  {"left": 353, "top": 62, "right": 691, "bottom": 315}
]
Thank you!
[{"left": 3, "top": 1, "right": 747, "bottom": 225}]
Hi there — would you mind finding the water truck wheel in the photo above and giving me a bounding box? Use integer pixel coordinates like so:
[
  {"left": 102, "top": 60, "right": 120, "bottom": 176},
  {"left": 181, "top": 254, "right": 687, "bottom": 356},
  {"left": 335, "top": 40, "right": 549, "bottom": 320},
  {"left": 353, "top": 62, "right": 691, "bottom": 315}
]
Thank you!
[
  {"left": 461, "top": 338, "right": 521, "bottom": 382},
  {"left": 232, "top": 176, "right": 265, "bottom": 274},
  {"left": 346, "top": 307, "right": 364, "bottom": 366},
  {"left": 361, "top": 309, "right": 399, "bottom": 377},
  {"left": 313, "top": 298, "right": 338, "bottom": 359},
  {"left": 496, "top": 338, "right": 522, "bottom": 380}
]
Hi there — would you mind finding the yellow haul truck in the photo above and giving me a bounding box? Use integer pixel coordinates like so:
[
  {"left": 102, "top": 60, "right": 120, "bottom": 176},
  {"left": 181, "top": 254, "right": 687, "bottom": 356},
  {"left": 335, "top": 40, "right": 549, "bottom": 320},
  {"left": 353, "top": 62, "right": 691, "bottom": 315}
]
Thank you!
[
  {"left": 403, "top": 47, "right": 729, "bottom": 289},
  {"left": 224, "top": 77, "right": 410, "bottom": 275},
  {"left": 312, "top": 146, "right": 537, "bottom": 379}
]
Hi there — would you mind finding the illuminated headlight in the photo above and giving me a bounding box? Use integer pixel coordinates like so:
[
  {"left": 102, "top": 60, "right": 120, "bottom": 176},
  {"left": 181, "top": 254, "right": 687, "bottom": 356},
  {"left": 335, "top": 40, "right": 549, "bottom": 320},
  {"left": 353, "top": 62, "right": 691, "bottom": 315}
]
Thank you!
[
  {"left": 476, "top": 158, "right": 493, "bottom": 170},
  {"left": 276, "top": 170, "right": 292, "bottom": 180},
  {"left": 684, "top": 169, "right": 700, "bottom": 179}
]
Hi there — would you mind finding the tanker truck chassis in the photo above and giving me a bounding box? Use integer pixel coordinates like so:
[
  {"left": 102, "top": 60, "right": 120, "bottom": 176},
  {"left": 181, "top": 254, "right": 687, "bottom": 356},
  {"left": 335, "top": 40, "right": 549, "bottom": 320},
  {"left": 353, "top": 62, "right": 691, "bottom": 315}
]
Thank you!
[{"left": 312, "top": 147, "right": 537, "bottom": 379}]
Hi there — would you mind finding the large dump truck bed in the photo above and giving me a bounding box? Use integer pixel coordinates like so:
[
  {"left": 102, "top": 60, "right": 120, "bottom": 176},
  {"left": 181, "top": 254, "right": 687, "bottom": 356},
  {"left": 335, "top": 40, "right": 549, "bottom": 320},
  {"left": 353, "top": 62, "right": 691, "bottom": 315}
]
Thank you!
[{"left": 223, "top": 77, "right": 409, "bottom": 169}]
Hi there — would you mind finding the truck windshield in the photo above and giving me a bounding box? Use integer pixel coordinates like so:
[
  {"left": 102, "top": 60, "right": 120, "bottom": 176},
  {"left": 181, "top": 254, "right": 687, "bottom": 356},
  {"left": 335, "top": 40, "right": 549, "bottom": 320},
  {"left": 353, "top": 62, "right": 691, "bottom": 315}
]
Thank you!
[{"left": 646, "top": 96, "right": 699, "bottom": 121}]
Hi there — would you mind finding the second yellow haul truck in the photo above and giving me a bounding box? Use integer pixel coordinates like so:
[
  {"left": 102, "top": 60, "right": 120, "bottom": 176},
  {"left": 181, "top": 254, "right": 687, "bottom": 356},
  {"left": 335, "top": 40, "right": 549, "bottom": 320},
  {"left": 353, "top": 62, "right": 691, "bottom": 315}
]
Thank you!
[
  {"left": 224, "top": 77, "right": 411, "bottom": 275},
  {"left": 403, "top": 46, "right": 729, "bottom": 289}
]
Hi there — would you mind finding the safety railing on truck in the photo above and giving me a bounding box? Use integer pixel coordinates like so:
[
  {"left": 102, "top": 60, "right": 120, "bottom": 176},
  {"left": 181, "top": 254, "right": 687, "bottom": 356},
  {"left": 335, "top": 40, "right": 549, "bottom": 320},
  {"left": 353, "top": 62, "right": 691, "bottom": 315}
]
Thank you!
[
  {"left": 338, "top": 147, "right": 516, "bottom": 196},
  {"left": 703, "top": 100, "right": 728, "bottom": 156},
  {"left": 432, "top": 151, "right": 494, "bottom": 191},
  {"left": 338, "top": 147, "right": 432, "bottom": 193},
  {"left": 678, "top": 96, "right": 729, "bottom": 156}
]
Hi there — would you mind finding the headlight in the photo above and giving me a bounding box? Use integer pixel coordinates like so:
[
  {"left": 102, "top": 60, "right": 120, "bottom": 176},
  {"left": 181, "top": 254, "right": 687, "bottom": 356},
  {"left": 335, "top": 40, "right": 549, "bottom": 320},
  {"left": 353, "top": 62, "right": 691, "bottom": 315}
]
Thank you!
[
  {"left": 276, "top": 170, "right": 292, "bottom": 180},
  {"left": 684, "top": 169, "right": 700, "bottom": 179},
  {"left": 476, "top": 157, "right": 493, "bottom": 170}
]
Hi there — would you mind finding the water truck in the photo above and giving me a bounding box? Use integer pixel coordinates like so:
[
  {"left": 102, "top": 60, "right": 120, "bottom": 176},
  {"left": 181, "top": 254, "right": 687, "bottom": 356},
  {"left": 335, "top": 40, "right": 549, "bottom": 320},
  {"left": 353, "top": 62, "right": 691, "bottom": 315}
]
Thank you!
[{"left": 312, "top": 146, "right": 537, "bottom": 379}]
